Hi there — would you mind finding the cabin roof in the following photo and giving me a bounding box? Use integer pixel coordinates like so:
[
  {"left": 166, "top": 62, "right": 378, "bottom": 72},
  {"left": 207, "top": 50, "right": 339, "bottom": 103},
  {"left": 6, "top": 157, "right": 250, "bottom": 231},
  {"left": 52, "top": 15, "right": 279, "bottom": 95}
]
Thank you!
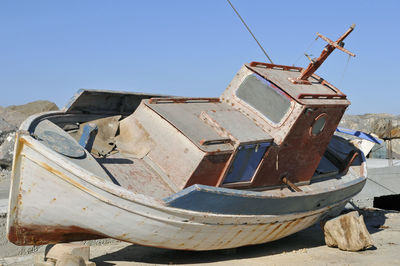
[
  {"left": 144, "top": 98, "right": 273, "bottom": 153},
  {"left": 246, "top": 62, "right": 350, "bottom": 106},
  {"left": 63, "top": 89, "right": 170, "bottom": 116}
]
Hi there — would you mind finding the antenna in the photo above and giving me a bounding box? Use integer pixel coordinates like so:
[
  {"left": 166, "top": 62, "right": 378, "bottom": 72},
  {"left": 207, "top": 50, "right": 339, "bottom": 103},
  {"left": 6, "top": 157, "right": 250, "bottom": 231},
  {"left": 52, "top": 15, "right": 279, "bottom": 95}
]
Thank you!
[
  {"left": 226, "top": 0, "right": 273, "bottom": 64},
  {"left": 289, "top": 24, "right": 356, "bottom": 85}
]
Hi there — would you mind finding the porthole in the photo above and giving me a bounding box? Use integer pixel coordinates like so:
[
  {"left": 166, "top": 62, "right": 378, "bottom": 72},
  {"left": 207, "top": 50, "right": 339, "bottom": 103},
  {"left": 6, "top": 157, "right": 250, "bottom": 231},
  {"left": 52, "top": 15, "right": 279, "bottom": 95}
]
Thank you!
[{"left": 311, "top": 114, "right": 327, "bottom": 136}]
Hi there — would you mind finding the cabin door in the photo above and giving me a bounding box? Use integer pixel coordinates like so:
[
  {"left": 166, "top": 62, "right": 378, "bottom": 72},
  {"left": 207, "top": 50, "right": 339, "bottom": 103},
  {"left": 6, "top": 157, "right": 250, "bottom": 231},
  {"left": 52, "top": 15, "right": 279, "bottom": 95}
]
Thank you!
[{"left": 223, "top": 142, "right": 270, "bottom": 184}]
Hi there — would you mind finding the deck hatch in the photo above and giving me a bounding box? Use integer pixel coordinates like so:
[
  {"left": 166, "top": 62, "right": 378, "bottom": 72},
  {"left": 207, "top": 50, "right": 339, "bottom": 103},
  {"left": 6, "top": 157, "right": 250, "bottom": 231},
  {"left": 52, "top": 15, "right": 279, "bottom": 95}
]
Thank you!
[{"left": 223, "top": 142, "right": 270, "bottom": 184}]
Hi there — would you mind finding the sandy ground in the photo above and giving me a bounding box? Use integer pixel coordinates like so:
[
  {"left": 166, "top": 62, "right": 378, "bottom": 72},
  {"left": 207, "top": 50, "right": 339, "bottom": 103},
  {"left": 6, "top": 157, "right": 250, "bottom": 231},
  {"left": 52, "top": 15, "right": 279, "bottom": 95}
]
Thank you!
[{"left": 1, "top": 209, "right": 399, "bottom": 266}]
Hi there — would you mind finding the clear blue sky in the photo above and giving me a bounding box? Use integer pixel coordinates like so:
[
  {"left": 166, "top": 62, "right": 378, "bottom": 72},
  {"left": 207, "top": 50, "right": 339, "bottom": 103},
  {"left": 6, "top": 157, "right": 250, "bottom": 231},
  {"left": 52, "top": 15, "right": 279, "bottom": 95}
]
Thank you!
[{"left": 0, "top": 0, "right": 399, "bottom": 114}]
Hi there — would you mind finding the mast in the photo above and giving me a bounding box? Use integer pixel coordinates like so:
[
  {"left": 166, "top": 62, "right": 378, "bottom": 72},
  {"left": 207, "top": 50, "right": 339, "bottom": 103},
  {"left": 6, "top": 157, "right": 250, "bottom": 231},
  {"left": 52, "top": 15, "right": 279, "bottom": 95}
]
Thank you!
[{"left": 289, "top": 24, "right": 356, "bottom": 85}]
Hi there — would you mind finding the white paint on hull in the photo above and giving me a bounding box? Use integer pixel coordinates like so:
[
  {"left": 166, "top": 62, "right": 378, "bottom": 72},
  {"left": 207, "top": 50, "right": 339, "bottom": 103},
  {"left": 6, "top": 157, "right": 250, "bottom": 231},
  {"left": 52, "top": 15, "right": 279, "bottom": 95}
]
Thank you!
[{"left": 7, "top": 134, "right": 358, "bottom": 250}]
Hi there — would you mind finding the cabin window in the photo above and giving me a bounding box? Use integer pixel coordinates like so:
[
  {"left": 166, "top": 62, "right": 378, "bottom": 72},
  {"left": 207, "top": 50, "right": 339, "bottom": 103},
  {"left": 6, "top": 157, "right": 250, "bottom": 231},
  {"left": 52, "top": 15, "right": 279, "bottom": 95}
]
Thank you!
[
  {"left": 236, "top": 74, "right": 291, "bottom": 124},
  {"left": 223, "top": 142, "right": 270, "bottom": 184},
  {"left": 311, "top": 114, "right": 327, "bottom": 136}
]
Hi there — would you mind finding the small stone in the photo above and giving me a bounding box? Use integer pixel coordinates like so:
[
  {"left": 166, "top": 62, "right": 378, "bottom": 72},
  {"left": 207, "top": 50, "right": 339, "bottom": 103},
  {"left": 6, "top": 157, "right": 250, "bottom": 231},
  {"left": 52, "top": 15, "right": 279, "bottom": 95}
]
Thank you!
[
  {"left": 322, "top": 211, "right": 373, "bottom": 251},
  {"left": 0, "top": 169, "right": 11, "bottom": 183}
]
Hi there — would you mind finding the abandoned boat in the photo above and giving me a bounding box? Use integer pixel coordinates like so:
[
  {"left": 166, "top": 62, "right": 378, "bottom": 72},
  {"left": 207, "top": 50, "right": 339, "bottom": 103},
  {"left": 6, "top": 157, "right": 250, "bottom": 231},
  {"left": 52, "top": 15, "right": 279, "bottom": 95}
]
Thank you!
[{"left": 7, "top": 25, "right": 366, "bottom": 250}]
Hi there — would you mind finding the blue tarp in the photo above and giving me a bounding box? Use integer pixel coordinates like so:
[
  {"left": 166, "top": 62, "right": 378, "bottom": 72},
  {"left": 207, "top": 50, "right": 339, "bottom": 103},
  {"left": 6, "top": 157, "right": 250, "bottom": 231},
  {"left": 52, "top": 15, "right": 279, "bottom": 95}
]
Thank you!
[{"left": 336, "top": 127, "right": 383, "bottom": 144}]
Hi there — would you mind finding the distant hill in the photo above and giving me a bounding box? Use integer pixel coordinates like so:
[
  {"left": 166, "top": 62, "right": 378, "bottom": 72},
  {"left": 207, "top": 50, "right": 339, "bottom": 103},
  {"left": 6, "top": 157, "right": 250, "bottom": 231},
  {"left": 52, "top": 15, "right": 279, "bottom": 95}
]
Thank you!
[
  {"left": 0, "top": 100, "right": 58, "bottom": 128},
  {"left": 1, "top": 100, "right": 399, "bottom": 160},
  {"left": 0, "top": 100, "right": 59, "bottom": 168},
  {"left": 339, "top": 113, "right": 400, "bottom": 158}
]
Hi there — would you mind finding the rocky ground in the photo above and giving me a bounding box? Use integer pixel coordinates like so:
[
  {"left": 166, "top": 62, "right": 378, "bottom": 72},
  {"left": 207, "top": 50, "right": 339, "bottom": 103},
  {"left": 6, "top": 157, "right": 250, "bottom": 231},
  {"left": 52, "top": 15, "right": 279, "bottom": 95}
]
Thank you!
[
  {"left": 0, "top": 100, "right": 399, "bottom": 265},
  {"left": 0, "top": 170, "right": 10, "bottom": 184},
  {"left": 0, "top": 100, "right": 58, "bottom": 169}
]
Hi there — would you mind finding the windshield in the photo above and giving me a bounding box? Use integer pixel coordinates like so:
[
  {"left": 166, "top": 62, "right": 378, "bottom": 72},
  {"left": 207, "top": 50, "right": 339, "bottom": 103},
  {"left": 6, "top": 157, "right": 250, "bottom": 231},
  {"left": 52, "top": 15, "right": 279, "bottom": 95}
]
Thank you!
[{"left": 236, "top": 74, "right": 291, "bottom": 124}]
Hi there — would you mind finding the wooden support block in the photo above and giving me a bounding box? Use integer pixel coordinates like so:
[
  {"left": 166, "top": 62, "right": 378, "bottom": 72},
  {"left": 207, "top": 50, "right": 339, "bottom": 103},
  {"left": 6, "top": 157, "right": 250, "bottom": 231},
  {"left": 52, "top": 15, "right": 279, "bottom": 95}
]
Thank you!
[{"left": 39, "top": 243, "right": 95, "bottom": 266}]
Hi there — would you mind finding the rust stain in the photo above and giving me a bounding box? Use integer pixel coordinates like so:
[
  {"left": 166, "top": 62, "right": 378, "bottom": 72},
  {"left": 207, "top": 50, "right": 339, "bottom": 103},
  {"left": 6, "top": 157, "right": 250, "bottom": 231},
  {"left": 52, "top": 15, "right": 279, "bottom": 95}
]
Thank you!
[
  {"left": 191, "top": 243, "right": 201, "bottom": 249},
  {"left": 272, "top": 217, "right": 305, "bottom": 241},
  {"left": 17, "top": 193, "right": 23, "bottom": 207},
  {"left": 221, "top": 227, "right": 244, "bottom": 247},
  {"left": 19, "top": 137, "right": 34, "bottom": 150},
  {"left": 265, "top": 223, "right": 282, "bottom": 239},
  {"left": 148, "top": 97, "right": 220, "bottom": 104},
  {"left": 50, "top": 197, "right": 56, "bottom": 203},
  {"left": 272, "top": 221, "right": 294, "bottom": 240},
  {"left": 249, "top": 61, "right": 303, "bottom": 71},
  {"left": 210, "top": 230, "right": 231, "bottom": 249},
  {"left": 251, "top": 223, "right": 275, "bottom": 243},
  {"left": 184, "top": 153, "right": 230, "bottom": 188},
  {"left": 231, "top": 229, "right": 243, "bottom": 240},
  {"left": 8, "top": 223, "right": 105, "bottom": 245},
  {"left": 251, "top": 106, "right": 346, "bottom": 188},
  {"left": 13, "top": 134, "right": 25, "bottom": 162}
]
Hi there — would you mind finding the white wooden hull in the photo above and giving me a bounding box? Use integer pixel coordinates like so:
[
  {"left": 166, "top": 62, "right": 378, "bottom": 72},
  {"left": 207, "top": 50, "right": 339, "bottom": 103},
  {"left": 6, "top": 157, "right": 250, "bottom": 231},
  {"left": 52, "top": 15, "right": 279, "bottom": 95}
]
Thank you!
[{"left": 6, "top": 132, "right": 359, "bottom": 250}]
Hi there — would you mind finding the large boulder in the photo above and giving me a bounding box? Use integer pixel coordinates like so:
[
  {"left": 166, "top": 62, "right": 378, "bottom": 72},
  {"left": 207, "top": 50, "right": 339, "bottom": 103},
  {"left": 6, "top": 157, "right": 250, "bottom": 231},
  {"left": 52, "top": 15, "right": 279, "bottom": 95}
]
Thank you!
[
  {"left": 0, "top": 117, "right": 17, "bottom": 142},
  {"left": 0, "top": 118, "right": 17, "bottom": 169},
  {"left": 0, "top": 100, "right": 58, "bottom": 128},
  {"left": 322, "top": 211, "right": 373, "bottom": 251},
  {"left": 0, "top": 117, "right": 16, "bottom": 133},
  {"left": 0, "top": 100, "right": 58, "bottom": 169},
  {"left": 0, "top": 132, "right": 15, "bottom": 169}
]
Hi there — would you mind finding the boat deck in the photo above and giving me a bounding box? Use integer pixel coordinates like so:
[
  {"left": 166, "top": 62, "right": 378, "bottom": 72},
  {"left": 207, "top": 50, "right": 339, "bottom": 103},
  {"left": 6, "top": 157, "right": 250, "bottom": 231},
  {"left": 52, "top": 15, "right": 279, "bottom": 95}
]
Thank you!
[{"left": 96, "top": 153, "right": 176, "bottom": 198}]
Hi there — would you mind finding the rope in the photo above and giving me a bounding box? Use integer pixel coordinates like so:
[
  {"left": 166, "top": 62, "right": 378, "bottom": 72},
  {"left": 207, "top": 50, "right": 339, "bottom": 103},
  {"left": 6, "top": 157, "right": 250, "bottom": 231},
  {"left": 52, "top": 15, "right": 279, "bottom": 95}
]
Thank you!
[
  {"left": 292, "top": 35, "right": 319, "bottom": 66},
  {"left": 367, "top": 177, "right": 397, "bottom": 194},
  {"left": 226, "top": 0, "right": 273, "bottom": 64},
  {"left": 339, "top": 54, "right": 352, "bottom": 88}
]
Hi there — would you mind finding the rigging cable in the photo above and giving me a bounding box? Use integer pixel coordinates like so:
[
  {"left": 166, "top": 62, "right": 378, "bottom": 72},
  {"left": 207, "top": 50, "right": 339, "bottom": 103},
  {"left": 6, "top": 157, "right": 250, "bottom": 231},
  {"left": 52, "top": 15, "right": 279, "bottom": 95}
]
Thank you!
[
  {"left": 292, "top": 35, "right": 319, "bottom": 66},
  {"left": 339, "top": 54, "right": 352, "bottom": 89},
  {"left": 226, "top": 0, "right": 273, "bottom": 64}
]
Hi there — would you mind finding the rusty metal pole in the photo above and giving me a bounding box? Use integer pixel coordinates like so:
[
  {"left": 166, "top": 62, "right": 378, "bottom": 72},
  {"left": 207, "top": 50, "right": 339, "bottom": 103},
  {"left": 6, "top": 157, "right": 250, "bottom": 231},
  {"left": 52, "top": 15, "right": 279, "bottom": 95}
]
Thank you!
[
  {"left": 295, "top": 24, "right": 356, "bottom": 83},
  {"left": 388, "top": 120, "right": 393, "bottom": 167},
  {"left": 281, "top": 177, "right": 302, "bottom": 192}
]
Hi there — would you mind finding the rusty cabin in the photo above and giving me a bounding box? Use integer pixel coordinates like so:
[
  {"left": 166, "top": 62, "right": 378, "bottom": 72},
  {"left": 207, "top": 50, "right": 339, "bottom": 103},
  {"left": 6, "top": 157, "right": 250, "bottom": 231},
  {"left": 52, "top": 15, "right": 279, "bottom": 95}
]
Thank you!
[{"left": 117, "top": 61, "right": 350, "bottom": 191}]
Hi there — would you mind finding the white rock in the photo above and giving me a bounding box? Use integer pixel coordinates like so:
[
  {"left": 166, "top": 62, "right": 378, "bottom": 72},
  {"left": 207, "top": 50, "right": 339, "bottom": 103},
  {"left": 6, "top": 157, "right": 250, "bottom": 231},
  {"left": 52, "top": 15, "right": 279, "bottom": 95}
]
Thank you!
[
  {"left": 0, "top": 132, "right": 15, "bottom": 169},
  {"left": 322, "top": 211, "right": 373, "bottom": 251}
]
